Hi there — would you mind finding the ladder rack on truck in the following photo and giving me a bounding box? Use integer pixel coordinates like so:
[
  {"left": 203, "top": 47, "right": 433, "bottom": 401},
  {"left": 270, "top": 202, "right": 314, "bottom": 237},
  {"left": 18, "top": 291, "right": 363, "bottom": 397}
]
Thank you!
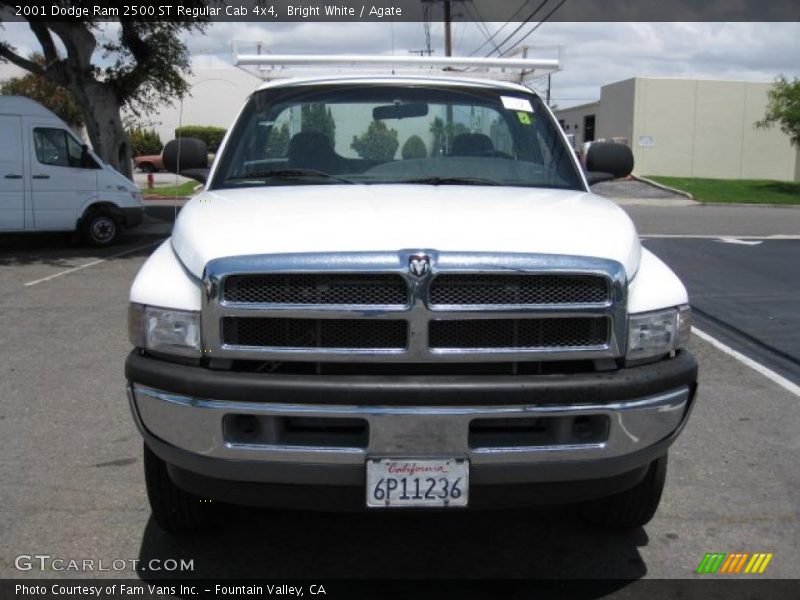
[{"left": 232, "top": 47, "right": 562, "bottom": 84}]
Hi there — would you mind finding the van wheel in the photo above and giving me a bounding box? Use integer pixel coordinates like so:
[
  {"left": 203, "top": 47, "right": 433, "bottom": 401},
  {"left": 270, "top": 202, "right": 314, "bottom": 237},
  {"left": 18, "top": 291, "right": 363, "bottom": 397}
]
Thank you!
[
  {"left": 143, "top": 443, "right": 216, "bottom": 534},
  {"left": 80, "top": 210, "right": 120, "bottom": 247},
  {"left": 579, "top": 453, "right": 668, "bottom": 530}
]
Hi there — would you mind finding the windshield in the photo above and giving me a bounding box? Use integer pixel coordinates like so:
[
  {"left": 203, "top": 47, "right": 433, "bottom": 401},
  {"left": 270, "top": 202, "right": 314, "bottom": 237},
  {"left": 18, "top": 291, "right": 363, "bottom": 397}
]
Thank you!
[{"left": 210, "top": 83, "right": 584, "bottom": 191}]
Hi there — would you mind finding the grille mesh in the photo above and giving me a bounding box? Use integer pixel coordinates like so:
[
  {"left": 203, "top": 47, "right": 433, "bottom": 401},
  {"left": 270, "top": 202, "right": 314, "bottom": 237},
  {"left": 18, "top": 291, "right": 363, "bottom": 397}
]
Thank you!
[
  {"left": 429, "top": 274, "right": 609, "bottom": 306},
  {"left": 224, "top": 274, "right": 408, "bottom": 305},
  {"left": 429, "top": 318, "right": 609, "bottom": 350},
  {"left": 223, "top": 317, "right": 408, "bottom": 349}
]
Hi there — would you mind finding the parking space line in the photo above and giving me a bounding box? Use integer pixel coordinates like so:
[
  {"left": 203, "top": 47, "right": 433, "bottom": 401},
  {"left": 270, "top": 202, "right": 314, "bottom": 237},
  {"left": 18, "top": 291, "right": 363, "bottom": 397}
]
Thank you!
[
  {"left": 692, "top": 327, "right": 800, "bottom": 398},
  {"left": 23, "top": 240, "right": 164, "bottom": 287},
  {"left": 640, "top": 234, "right": 800, "bottom": 239}
]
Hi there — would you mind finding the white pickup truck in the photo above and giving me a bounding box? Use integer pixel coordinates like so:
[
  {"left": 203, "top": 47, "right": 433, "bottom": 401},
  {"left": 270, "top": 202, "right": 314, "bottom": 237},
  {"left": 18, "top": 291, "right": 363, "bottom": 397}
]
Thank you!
[{"left": 126, "top": 57, "right": 697, "bottom": 533}]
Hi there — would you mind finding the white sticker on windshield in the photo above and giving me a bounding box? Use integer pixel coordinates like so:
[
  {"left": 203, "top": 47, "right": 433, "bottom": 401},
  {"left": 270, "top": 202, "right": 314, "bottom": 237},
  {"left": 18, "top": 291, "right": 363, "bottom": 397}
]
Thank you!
[{"left": 500, "top": 96, "right": 533, "bottom": 112}]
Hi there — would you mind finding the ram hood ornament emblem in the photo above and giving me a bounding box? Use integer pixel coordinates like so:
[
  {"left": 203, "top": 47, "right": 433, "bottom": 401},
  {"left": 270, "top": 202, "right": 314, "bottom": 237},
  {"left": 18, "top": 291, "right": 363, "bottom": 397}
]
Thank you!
[{"left": 408, "top": 254, "right": 431, "bottom": 277}]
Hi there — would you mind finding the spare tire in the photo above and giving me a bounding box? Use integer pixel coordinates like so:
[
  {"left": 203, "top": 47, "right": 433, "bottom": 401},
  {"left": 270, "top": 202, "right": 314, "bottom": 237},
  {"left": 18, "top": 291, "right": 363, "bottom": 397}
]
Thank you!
[
  {"left": 162, "top": 137, "right": 208, "bottom": 174},
  {"left": 585, "top": 142, "right": 634, "bottom": 179}
]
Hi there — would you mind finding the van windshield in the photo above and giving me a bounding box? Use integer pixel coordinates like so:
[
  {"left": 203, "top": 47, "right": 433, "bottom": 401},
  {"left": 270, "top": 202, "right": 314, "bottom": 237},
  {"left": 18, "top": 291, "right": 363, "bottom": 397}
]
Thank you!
[{"left": 210, "top": 84, "right": 583, "bottom": 191}]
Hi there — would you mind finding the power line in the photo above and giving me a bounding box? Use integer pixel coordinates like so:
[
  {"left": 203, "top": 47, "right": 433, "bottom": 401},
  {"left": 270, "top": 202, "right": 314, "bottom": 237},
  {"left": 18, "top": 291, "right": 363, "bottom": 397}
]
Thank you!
[
  {"left": 498, "top": 0, "right": 569, "bottom": 57},
  {"left": 486, "top": 0, "right": 550, "bottom": 58},
  {"left": 464, "top": 1, "right": 501, "bottom": 56},
  {"left": 468, "top": 0, "right": 531, "bottom": 57}
]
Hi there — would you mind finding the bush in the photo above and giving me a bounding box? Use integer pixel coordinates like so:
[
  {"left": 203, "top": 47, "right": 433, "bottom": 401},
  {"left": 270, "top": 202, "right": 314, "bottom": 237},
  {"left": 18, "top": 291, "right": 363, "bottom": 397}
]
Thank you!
[
  {"left": 126, "top": 127, "right": 163, "bottom": 157},
  {"left": 174, "top": 126, "right": 227, "bottom": 152},
  {"left": 401, "top": 135, "right": 427, "bottom": 160},
  {"left": 351, "top": 120, "right": 399, "bottom": 161}
]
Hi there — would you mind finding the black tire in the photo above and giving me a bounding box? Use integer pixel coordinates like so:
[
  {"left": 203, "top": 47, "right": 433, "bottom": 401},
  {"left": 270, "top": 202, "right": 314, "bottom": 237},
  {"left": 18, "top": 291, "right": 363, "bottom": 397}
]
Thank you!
[
  {"left": 143, "top": 443, "right": 216, "bottom": 534},
  {"left": 579, "top": 453, "right": 668, "bottom": 530},
  {"left": 80, "top": 209, "right": 120, "bottom": 247},
  {"left": 139, "top": 162, "right": 156, "bottom": 173}
]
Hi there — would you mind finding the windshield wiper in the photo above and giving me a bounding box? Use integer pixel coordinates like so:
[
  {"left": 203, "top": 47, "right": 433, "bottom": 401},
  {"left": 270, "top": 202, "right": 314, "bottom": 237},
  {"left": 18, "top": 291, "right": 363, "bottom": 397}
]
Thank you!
[
  {"left": 225, "top": 168, "right": 355, "bottom": 184},
  {"left": 398, "top": 176, "right": 503, "bottom": 186}
]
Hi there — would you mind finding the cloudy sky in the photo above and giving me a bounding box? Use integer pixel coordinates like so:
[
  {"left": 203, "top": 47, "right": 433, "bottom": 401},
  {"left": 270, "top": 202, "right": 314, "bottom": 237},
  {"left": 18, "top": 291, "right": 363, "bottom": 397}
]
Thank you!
[{"left": 2, "top": 21, "right": 799, "bottom": 108}]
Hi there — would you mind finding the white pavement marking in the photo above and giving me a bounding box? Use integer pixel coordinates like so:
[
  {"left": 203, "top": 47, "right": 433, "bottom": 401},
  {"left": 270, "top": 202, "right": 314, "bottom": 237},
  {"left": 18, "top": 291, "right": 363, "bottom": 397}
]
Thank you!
[
  {"left": 715, "top": 237, "right": 763, "bottom": 246},
  {"left": 640, "top": 234, "right": 800, "bottom": 240},
  {"left": 692, "top": 327, "right": 800, "bottom": 398},
  {"left": 23, "top": 240, "right": 163, "bottom": 287}
]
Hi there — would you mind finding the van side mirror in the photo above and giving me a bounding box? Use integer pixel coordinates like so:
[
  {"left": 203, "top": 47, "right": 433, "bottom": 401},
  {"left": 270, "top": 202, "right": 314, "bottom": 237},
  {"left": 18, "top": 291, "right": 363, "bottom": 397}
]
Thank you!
[
  {"left": 585, "top": 142, "right": 634, "bottom": 185},
  {"left": 163, "top": 137, "right": 209, "bottom": 183},
  {"left": 80, "top": 144, "right": 99, "bottom": 169}
]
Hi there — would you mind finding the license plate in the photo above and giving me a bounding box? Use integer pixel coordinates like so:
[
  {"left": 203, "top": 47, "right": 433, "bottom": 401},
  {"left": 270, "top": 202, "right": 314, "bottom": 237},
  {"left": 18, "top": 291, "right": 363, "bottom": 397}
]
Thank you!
[{"left": 366, "top": 458, "right": 469, "bottom": 508}]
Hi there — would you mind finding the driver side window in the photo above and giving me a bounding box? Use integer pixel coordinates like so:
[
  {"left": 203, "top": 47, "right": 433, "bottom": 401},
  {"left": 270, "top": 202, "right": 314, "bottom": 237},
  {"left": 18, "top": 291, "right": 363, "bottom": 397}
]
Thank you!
[{"left": 33, "top": 128, "right": 98, "bottom": 169}]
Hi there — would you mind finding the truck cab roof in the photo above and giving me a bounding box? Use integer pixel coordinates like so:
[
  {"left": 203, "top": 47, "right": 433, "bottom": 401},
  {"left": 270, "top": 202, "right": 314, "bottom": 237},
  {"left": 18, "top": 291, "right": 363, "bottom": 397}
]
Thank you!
[{"left": 254, "top": 75, "right": 539, "bottom": 95}]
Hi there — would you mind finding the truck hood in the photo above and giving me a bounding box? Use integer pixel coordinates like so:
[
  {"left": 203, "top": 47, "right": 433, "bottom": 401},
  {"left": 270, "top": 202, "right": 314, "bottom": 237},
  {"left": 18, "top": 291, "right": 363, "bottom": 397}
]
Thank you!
[{"left": 172, "top": 185, "right": 641, "bottom": 279}]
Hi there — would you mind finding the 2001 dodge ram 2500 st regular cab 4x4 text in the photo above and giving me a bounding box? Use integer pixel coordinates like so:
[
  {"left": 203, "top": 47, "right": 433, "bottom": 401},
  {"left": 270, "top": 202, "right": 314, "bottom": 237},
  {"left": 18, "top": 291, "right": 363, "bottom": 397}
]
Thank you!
[{"left": 126, "top": 63, "right": 697, "bottom": 533}]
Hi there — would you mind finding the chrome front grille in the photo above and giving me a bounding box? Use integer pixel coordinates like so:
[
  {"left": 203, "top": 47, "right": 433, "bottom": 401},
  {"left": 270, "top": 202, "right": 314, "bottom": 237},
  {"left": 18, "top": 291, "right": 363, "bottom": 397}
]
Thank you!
[
  {"left": 223, "top": 273, "right": 408, "bottom": 305},
  {"left": 222, "top": 317, "right": 408, "bottom": 350},
  {"left": 429, "top": 274, "right": 609, "bottom": 306},
  {"left": 428, "top": 317, "right": 610, "bottom": 350},
  {"left": 202, "top": 251, "right": 627, "bottom": 362}
]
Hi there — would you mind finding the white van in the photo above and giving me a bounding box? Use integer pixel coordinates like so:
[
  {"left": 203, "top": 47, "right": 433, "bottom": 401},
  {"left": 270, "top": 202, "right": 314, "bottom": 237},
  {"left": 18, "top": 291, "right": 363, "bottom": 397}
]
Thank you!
[{"left": 0, "top": 96, "right": 143, "bottom": 246}]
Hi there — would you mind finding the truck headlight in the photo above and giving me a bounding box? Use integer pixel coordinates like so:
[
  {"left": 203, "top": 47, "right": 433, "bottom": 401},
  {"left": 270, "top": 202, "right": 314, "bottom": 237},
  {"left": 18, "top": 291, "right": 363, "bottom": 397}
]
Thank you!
[
  {"left": 627, "top": 305, "right": 691, "bottom": 361},
  {"left": 128, "top": 303, "right": 201, "bottom": 357}
]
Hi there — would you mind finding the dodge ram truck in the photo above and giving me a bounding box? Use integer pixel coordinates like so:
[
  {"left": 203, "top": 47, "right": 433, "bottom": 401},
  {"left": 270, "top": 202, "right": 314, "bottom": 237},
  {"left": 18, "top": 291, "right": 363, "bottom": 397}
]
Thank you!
[{"left": 126, "top": 57, "right": 697, "bottom": 533}]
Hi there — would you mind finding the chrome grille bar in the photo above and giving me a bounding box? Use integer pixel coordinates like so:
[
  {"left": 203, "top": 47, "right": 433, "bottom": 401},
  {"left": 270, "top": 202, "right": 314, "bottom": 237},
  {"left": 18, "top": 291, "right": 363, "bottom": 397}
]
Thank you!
[{"left": 201, "top": 251, "right": 628, "bottom": 362}]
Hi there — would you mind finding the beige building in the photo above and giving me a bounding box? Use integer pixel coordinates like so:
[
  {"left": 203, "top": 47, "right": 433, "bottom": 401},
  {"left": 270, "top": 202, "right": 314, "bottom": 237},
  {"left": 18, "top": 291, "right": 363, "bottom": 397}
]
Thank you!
[{"left": 556, "top": 77, "right": 800, "bottom": 182}]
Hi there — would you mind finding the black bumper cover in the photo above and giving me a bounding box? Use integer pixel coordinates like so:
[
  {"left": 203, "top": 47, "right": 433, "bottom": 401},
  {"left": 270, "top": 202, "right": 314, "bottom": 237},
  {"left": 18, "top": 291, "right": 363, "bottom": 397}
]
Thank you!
[
  {"left": 126, "top": 349, "right": 697, "bottom": 407},
  {"left": 122, "top": 206, "right": 144, "bottom": 228},
  {"left": 127, "top": 350, "right": 698, "bottom": 509}
]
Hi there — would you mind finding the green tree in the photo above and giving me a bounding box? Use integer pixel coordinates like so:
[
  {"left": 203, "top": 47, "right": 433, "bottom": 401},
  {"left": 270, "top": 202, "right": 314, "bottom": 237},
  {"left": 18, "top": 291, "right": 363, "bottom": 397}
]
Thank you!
[
  {"left": 0, "top": 54, "right": 84, "bottom": 131},
  {"left": 756, "top": 76, "right": 800, "bottom": 148},
  {"left": 401, "top": 135, "right": 427, "bottom": 160},
  {"left": 0, "top": 5, "right": 208, "bottom": 178},
  {"left": 429, "top": 117, "right": 470, "bottom": 155},
  {"left": 351, "top": 120, "right": 399, "bottom": 161},
  {"left": 265, "top": 122, "right": 291, "bottom": 158},
  {"left": 301, "top": 104, "right": 336, "bottom": 144}
]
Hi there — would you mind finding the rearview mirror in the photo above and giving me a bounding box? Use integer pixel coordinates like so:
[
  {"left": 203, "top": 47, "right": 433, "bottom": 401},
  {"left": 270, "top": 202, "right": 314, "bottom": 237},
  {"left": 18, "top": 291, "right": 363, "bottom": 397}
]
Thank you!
[
  {"left": 585, "top": 142, "right": 634, "bottom": 185},
  {"left": 163, "top": 137, "right": 209, "bottom": 183},
  {"left": 373, "top": 102, "right": 429, "bottom": 120}
]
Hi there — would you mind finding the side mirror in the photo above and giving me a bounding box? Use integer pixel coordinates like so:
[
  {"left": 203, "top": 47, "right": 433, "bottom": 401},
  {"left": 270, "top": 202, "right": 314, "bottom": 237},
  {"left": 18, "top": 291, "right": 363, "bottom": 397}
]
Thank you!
[
  {"left": 163, "top": 137, "right": 209, "bottom": 183},
  {"left": 80, "top": 144, "right": 98, "bottom": 169},
  {"left": 585, "top": 142, "right": 634, "bottom": 185}
]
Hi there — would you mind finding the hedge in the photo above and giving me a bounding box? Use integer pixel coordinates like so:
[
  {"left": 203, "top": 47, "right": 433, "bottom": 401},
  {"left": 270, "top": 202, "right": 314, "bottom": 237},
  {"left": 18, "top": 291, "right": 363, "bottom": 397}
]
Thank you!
[
  {"left": 127, "top": 127, "right": 163, "bottom": 157},
  {"left": 174, "top": 126, "right": 227, "bottom": 152}
]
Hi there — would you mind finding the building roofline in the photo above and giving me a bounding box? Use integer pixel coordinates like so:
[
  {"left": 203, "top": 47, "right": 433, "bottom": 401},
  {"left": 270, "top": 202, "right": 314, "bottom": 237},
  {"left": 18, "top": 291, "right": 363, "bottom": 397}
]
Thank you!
[{"left": 554, "top": 100, "right": 600, "bottom": 113}]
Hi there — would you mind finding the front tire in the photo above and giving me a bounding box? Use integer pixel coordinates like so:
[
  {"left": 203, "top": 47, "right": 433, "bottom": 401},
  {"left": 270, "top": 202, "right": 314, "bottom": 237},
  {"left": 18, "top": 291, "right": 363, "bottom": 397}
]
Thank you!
[
  {"left": 579, "top": 453, "right": 668, "bottom": 530},
  {"left": 143, "top": 443, "right": 216, "bottom": 534},
  {"left": 80, "top": 210, "right": 120, "bottom": 247}
]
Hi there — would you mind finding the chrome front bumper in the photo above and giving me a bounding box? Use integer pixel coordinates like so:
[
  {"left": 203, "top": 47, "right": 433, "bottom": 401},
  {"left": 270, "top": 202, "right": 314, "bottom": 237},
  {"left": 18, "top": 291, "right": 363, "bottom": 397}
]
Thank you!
[{"left": 128, "top": 382, "right": 692, "bottom": 484}]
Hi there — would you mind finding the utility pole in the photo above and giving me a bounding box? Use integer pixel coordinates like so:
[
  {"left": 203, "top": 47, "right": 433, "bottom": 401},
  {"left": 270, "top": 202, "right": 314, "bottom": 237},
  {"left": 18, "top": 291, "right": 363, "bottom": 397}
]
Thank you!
[
  {"left": 546, "top": 73, "right": 551, "bottom": 106},
  {"left": 420, "top": 0, "right": 464, "bottom": 57},
  {"left": 444, "top": 1, "right": 452, "bottom": 57},
  {"left": 421, "top": 1, "right": 466, "bottom": 130}
]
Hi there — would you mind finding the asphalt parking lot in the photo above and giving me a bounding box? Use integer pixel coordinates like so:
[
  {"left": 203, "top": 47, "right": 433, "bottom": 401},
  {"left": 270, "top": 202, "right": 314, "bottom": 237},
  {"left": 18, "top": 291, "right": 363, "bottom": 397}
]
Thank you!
[{"left": 0, "top": 201, "right": 798, "bottom": 586}]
